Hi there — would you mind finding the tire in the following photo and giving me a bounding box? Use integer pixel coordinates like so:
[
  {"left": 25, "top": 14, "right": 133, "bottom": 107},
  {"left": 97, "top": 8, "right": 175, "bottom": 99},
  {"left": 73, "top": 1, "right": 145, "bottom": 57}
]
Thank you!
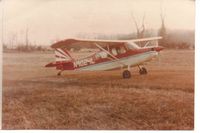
[
  {"left": 57, "top": 71, "right": 61, "bottom": 76},
  {"left": 139, "top": 67, "right": 147, "bottom": 75},
  {"left": 122, "top": 70, "right": 131, "bottom": 79}
]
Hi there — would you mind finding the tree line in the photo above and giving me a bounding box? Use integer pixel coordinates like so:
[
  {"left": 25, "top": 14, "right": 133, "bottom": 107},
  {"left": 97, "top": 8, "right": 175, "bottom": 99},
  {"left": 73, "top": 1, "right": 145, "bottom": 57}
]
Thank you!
[{"left": 3, "top": 11, "right": 194, "bottom": 52}]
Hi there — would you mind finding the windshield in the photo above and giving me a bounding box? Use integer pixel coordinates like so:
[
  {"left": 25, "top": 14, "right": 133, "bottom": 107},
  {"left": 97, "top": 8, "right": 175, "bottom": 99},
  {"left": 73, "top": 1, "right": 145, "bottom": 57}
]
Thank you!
[{"left": 125, "top": 42, "right": 140, "bottom": 50}]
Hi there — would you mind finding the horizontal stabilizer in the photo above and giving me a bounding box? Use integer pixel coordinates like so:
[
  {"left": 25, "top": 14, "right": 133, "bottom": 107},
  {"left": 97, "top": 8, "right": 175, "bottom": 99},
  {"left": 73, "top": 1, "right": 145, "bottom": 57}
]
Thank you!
[{"left": 45, "top": 62, "right": 57, "bottom": 67}]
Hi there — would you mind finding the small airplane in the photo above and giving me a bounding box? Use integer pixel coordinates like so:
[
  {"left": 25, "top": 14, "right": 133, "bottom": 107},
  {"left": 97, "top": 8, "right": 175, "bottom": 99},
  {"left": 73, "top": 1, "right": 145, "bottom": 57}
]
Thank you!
[{"left": 45, "top": 36, "right": 164, "bottom": 78}]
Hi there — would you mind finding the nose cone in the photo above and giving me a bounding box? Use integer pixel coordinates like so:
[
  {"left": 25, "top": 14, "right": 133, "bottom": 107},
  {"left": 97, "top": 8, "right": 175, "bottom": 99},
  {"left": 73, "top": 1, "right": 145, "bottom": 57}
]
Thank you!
[{"left": 155, "top": 46, "right": 164, "bottom": 52}]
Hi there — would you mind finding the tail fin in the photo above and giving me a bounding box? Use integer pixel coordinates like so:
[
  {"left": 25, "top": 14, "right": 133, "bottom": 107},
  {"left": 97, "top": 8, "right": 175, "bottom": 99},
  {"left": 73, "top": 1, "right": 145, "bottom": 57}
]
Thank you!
[
  {"left": 55, "top": 48, "right": 74, "bottom": 62},
  {"left": 45, "top": 62, "right": 57, "bottom": 67},
  {"left": 45, "top": 48, "right": 74, "bottom": 68}
]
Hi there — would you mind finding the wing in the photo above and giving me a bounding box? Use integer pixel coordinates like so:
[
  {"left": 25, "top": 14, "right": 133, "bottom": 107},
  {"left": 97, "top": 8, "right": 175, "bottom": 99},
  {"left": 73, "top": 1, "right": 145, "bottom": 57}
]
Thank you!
[{"left": 51, "top": 36, "right": 162, "bottom": 49}]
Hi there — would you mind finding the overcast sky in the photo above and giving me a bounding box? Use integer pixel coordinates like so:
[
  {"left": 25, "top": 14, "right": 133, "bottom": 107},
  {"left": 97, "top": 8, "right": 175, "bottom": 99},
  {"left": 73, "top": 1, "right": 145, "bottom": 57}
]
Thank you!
[{"left": 0, "top": 0, "right": 195, "bottom": 46}]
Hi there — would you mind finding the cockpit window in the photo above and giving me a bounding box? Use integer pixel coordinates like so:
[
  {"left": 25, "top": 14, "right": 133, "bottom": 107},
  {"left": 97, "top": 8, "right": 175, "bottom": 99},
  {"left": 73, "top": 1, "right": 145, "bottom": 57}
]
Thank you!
[
  {"left": 119, "top": 46, "right": 126, "bottom": 54},
  {"left": 95, "top": 53, "right": 101, "bottom": 59},
  {"left": 125, "top": 42, "right": 140, "bottom": 50},
  {"left": 95, "top": 51, "right": 108, "bottom": 59},
  {"left": 99, "top": 51, "right": 108, "bottom": 58},
  {"left": 111, "top": 48, "right": 118, "bottom": 56},
  {"left": 110, "top": 46, "right": 127, "bottom": 56}
]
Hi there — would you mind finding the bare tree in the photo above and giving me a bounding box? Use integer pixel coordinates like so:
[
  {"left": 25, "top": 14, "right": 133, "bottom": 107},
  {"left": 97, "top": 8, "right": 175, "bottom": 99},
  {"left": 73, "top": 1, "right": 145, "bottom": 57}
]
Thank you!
[
  {"left": 10, "top": 33, "right": 17, "bottom": 49},
  {"left": 131, "top": 12, "right": 146, "bottom": 39},
  {"left": 158, "top": 12, "right": 167, "bottom": 46},
  {"left": 158, "top": 3, "right": 168, "bottom": 47},
  {"left": 25, "top": 27, "right": 29, "bottom": 50}
]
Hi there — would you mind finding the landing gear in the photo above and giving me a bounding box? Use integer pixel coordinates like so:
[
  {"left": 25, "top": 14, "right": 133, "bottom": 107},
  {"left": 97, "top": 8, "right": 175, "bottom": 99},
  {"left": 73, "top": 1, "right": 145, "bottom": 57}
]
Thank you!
[
  {"left": 57, "top": 70, "right": 63, "bottom": 76},
  {"left": 138, "top": 66, "right": 147, "bottom": 75},
  {"left": 122, "top": 70, "right": 131, "bottom": 79}
]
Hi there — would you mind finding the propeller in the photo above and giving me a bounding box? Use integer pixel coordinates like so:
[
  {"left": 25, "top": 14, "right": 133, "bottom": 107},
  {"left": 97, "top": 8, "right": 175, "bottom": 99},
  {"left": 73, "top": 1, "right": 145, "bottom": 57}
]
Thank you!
[{"left": 155, "top": 41, "right": 163, "bottom": 66}]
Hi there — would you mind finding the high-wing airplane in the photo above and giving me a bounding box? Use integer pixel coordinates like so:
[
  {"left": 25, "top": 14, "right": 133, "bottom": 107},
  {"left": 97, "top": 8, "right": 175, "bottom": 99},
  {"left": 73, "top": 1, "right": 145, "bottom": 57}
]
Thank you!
[{"left": 45, "top": 37, "right": 164, "bottom": 78}]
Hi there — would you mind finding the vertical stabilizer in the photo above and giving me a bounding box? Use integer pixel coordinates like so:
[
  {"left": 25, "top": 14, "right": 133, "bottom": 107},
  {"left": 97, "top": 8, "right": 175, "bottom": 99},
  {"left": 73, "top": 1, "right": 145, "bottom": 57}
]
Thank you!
[{"left": 55, "top": 48, "right": 73, "bottom": 62}]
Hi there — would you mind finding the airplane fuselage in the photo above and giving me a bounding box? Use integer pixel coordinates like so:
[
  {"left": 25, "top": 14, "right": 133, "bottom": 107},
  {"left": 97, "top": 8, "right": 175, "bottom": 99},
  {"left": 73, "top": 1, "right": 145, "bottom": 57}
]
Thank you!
[{"left": 48, "top": 44, "right": 163, "bottom": 71}]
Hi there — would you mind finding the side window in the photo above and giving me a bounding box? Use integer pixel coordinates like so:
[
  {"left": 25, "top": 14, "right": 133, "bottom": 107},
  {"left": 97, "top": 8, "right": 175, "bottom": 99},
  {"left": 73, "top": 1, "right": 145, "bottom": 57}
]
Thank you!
[
  {"left": 99, "top": 51, "right": 108, "bottom": 58},
  {"left": 111, "top": 48, "right": 117, "bottom": 56},
  {"left": 119, "top": 46, "right": 126, "bottom": 54},
  {"left": 116, "top": 47, "right": 121, "bottom": 54},
  {"left": 95, "top": 51, "right": 108, "bottom": 59},
  {"left": 110, "top": 46, "right": 126, "bottom": 56},
  {"left": 125, "top": 42, "right": 140, "bottom": 50},
  {"left": 95, "top": 53, "right": 101, "bottom": 60}
]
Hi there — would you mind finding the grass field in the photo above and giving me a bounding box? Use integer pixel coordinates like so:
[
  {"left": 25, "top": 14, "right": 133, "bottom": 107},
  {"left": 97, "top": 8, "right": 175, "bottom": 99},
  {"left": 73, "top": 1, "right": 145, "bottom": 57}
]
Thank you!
[{"left": 2, "top": 50, "right": 194, "bottom": 129}]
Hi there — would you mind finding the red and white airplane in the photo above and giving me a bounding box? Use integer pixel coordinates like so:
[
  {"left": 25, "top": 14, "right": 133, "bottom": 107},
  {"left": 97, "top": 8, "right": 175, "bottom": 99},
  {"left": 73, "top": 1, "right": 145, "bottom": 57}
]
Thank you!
[{"left": 45, "top": 37, "right": 164, "bottom": 78}]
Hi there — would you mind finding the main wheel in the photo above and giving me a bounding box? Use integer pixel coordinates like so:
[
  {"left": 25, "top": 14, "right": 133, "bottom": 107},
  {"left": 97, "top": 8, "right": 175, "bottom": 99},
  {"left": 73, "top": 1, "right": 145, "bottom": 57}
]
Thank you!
[
  {"left": 122, "top": 70, "right": 131, "bottom": 79},
  {"left": 139, "top": 67, "right": 147, "bottom": 75}
]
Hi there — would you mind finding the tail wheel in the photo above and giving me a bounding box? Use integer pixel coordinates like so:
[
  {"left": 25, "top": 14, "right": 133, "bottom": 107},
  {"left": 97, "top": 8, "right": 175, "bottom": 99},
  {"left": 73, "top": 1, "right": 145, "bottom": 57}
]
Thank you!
[
  {"left": 57, "top": 72, "right": 61, "bottom": 76},
  {"left": 139, "top": 67, "right": 147, "bottom": 75},
  {"left": 122, "top": 70, "right": 131, "bottom": 79},
  {"left": 57, "top": 70, "right": 63, "bottom": 76}
]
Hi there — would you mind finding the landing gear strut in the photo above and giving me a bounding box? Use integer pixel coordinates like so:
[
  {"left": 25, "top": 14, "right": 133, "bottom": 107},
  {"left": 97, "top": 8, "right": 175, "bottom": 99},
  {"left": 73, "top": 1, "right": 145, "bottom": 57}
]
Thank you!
[
  {"left": 138, "top": 66, "right": 147, "bottom": 75},
  {"left": 57, "top": 70, "right": 63, "bottom": 76},
  {"left": 122, "top": 70, "right": 131, "bottom": 79}
]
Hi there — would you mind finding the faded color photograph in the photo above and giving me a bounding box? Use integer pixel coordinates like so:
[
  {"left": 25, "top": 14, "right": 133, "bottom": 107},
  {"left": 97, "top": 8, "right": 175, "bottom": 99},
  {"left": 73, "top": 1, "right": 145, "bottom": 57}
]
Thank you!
[{"left": 1, "top": 0, "right": 194, "bottom": 130}]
